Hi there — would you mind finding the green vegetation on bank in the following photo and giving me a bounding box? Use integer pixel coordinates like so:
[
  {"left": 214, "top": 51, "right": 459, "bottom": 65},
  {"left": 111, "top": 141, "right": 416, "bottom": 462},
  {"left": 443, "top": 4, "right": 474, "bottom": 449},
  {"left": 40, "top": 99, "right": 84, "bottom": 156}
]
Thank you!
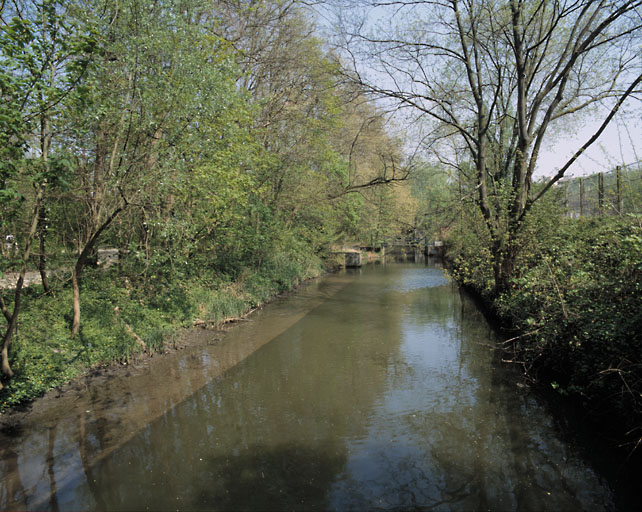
[
  {"left": 445, "top": 197, "right": 642, "bottom": 451},
  {"left": 409, "top": 153, "right": 642, "bottom": 453},
  {"left": 409, "top": 152, "right": 642, "bottom": 453},
  {"left": 1, "top": 1, "right": 415, "bottom": 404},
  {"left": 1, "top": 248, "right": 324, "bottom": 411}
]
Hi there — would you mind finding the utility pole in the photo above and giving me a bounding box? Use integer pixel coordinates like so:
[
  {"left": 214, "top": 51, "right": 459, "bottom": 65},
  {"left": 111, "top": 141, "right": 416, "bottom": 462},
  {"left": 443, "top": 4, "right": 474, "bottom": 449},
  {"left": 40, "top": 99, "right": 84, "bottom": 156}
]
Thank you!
[{"left": 580, "top": 178, "right": 585, "bottom": 217}]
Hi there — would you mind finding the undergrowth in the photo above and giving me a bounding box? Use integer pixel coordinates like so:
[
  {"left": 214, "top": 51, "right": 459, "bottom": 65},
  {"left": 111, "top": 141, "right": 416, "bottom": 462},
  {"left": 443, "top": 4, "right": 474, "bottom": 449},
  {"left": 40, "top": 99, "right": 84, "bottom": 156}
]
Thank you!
[
  {"left": 0, "top": 252, "right": 324, "bottom": 412},
  {"left": 446, "top": 213, "right": 642, "bottom": 451}
]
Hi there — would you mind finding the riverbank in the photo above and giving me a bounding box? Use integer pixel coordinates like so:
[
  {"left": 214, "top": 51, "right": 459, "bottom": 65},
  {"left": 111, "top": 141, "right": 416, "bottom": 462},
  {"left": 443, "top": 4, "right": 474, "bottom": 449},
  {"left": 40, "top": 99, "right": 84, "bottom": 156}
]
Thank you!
[
  {"left": 445, "top": 215, "right": 642, "bottom": 489},
  {"left": 0, "top": 253, "right": 325, "bottom": 412}
]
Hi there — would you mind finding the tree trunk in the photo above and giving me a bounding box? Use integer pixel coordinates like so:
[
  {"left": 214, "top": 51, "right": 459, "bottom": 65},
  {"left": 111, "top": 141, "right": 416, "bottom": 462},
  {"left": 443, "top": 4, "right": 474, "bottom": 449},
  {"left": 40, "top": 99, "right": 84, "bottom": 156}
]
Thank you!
[
  {"left": 71, "top": 266, "right": 82, "bottom": 337},
  {"left": 70, "top": 202, "right": 127, "bottom": 337},
  {"left": 38, "top": 66, "right": 52, "bottom": 295},
  {"left": 1, "top": 182, "right": 46, "bottom": 387},
  {"left": 493, "top": 237, "right": 519, "bottom": 294},
  {"left": 38, "top": 204, "right": 51, "bottom": 294},
  {"left": 1, "top": 276, "right": 23, "bottom": 386}
]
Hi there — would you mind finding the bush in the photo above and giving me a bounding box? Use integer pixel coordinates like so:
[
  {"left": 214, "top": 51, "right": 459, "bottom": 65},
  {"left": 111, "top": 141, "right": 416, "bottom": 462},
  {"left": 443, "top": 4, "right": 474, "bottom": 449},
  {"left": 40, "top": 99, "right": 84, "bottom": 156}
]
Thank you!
[{"left": 448, "top": 213, "right": 642, "bottom": 442}]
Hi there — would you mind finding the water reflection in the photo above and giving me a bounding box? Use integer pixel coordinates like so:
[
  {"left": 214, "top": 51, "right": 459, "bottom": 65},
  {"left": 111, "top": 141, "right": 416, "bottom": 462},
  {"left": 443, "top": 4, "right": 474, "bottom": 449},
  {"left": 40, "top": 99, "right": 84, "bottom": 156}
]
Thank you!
[
  {"left": 1, "top": 263, "right": 613, "bottom": 510},
  {"left": 0, "top": 275, "right": 353, "bottom": 510}
]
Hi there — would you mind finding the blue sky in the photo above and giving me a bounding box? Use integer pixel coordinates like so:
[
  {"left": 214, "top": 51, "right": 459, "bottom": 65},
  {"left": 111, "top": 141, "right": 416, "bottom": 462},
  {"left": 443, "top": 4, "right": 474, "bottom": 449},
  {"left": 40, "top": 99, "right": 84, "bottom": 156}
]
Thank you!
[{"left": 313, "top": 1, "right": 641, "bottom": 178}]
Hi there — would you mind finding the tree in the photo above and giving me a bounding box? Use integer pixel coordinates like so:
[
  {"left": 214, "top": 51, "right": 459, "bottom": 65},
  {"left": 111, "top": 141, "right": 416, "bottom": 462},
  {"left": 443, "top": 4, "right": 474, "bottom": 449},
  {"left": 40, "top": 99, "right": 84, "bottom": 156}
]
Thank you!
[
  {"left": 0, "top": 0, "right": 95, "bottom": 385},
  {"left": 410, "top": 162, "right": 460, "bottom": 241},
  {"left": 335, "top": 0, "right": 642, "bottom": 291},
  {"left": 208, "top": 0, "right": 411, "bottom": 253},
  {"left": 59, "top": 0, "right": 255, "bottom": 335},
  {"left": 328, "top": 88, "right": 415, "bottom": 244}
]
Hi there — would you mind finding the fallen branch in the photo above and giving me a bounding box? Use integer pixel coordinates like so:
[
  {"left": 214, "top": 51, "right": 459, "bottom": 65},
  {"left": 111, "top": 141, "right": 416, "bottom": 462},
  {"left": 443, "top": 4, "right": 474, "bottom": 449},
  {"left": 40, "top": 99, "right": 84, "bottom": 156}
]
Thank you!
[{"left": 501, "top": 328, "right": 542, "bottom": 345}]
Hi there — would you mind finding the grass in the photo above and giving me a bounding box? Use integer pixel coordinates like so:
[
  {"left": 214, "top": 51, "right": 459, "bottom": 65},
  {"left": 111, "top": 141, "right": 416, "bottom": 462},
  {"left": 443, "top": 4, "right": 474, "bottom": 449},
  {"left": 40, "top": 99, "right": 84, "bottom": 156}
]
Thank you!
[{"left": 0, "top": 252, "right": 324, "bottom": 412}]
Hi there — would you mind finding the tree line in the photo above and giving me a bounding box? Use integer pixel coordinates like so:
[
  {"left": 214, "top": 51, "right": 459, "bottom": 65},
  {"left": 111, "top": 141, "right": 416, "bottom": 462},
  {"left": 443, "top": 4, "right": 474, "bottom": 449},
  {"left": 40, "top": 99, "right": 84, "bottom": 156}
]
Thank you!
[{"left": 0, "top": 0, "right": 414, "bottom": 391}]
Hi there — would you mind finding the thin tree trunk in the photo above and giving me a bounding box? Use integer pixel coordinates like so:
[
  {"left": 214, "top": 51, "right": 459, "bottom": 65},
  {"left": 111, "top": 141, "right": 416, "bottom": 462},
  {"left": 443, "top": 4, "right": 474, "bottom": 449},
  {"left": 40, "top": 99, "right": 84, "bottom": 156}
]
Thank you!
[
  {"left": 71, "top": 265, "right": 82, "bottom": 337},
  {"left": 616, "top": 166, "right": 623, "bottom": 214},
  {"left": 71, "top": 202, "right": 127, "bottom": 337},
  {"left": 38, "top": 61, "right": 53, "bottom": 295},
  {"left": 38, "top": 204, "right": 51, "bottom": 294},
  {"left": 1, "top": 182, "right": 46, "bottom": 387}
]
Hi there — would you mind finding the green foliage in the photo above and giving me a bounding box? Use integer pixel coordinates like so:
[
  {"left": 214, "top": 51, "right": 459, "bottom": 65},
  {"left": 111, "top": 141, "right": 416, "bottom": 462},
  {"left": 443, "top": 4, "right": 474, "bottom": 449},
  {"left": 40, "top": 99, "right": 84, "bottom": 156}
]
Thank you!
[
  {"left": 411, "top": 162, "right": 458, "bottom": 238},
  {"left": 446, "top": 201, "right": 496, "bottom": 297},
  {"left": 0, "top": 251, "right": 324, "bottom": 411},
  {"left": 446, "top": 203, "right": 642, "bottom": 437},
  {"left": 0, "top": 0, "right": 405, "bottom": 405},
  {"left": 0, "top": 0, "right": 96, "bottom": 221}
]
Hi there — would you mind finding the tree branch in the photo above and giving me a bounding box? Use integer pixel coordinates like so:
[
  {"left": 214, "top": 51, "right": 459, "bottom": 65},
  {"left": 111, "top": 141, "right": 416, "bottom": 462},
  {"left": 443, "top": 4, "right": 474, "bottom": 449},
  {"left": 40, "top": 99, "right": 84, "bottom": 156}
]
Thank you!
[{"left": 523, "top": 71, "right": 642, "bottom": 219}]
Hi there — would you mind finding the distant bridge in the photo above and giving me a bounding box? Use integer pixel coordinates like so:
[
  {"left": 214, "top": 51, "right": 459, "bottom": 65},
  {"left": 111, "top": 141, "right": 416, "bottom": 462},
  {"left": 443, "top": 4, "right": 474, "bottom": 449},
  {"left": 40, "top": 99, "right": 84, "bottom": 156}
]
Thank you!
[{"left": 381, "top": 236, "right": 444, "bottom": 257}]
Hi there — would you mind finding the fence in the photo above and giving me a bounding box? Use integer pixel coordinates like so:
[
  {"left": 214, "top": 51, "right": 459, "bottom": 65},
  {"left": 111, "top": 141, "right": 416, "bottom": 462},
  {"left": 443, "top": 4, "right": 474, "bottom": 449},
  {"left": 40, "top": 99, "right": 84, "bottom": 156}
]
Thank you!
[{"left": 558, "top": 162, "right": 642, "bottom": 217}]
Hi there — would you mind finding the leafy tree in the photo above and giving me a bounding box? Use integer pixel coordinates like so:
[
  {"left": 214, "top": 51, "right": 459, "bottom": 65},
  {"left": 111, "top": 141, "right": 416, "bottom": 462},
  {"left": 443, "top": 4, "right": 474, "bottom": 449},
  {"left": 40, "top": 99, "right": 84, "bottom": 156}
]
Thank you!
[
  {"left": 0, "top": 0, "right": 95, "bottom": 386},
  {"left": 335, "top": 0, "right": 642, "bottom": 291},
  {"left": 56, "top": 0, "right": 260, "bottom": 335}
]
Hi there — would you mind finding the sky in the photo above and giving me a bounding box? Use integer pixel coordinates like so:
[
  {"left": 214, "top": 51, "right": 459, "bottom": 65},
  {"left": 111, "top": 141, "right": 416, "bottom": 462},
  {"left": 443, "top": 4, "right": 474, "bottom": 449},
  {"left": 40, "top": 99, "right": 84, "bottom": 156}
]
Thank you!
[
  {"left": 313, "top": 1, "right": 642, "bottom": 180},
  {"left": 535, "top": 113, "right": 641, "bottom": 178}
]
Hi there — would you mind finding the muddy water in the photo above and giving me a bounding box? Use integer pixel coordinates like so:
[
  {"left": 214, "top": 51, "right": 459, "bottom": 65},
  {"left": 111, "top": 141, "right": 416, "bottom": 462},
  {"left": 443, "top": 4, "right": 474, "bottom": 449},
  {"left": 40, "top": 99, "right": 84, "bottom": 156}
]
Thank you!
[{"left": 0, "top": 261, "right": 612, "bottom": 510}]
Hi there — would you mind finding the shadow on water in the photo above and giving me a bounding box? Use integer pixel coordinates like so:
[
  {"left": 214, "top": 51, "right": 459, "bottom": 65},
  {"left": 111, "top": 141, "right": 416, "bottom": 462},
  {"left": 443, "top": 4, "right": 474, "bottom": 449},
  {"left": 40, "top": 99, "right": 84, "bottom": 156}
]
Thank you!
[
  {"left": 455, "top": 283, "right": 615, "bottom": 510},
  {"left": 456, "top": 274, "right": 641, "bottom": 511},
  {"left": 190, "top": 443, "right": 345, "bottom": 511}
]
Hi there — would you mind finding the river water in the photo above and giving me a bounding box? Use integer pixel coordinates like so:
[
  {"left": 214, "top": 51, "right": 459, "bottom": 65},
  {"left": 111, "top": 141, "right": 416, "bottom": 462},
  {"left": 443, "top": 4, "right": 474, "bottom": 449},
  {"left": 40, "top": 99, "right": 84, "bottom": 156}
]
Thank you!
[{"left": 0, "top": 260, "right": 613, "bottom": 510}]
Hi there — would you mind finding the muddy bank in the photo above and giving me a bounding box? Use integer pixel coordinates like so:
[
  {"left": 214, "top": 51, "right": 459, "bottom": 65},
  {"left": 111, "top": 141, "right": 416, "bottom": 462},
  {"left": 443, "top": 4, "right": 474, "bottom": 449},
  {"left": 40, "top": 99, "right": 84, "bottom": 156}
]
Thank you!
[
  {"left": 0, "top": 275, "right": 323, "bottom": 436},
  {"left": 0, "top": 273, "right": 352, "bottom": 510}
]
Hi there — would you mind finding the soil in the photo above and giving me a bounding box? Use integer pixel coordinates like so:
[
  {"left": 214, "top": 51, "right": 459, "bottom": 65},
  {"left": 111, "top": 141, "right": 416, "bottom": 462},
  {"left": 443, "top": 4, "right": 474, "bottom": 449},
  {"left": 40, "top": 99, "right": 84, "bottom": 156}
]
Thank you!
[{"left": 0, "top": 277, "right": 315, "bottom": 430}]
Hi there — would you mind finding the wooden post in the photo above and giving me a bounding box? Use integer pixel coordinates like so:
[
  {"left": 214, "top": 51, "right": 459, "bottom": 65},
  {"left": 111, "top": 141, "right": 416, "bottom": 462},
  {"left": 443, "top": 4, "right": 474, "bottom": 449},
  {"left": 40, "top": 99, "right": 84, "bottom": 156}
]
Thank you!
[
  {"left": 616, "top": 165, "right": 623, "bottom": 214},
  {"left": 580, "top": 178, "right": 585, "bottom": 217},
  {"left": 598, "top": 172, "right": 604, "bottom": 215}
]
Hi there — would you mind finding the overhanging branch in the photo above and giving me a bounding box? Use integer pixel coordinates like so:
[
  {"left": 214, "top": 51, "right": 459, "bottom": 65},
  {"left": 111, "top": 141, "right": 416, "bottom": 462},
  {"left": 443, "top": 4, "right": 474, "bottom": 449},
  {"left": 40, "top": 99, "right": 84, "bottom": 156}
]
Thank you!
[{"left": 522, "top": 71, "right": 642, "bottom": 220}]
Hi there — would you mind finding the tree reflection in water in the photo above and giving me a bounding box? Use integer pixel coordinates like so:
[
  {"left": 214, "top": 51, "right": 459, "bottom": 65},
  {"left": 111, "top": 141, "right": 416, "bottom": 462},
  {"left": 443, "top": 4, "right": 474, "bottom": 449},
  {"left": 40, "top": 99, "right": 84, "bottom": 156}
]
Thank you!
[{"left": 0, "top": 263, "right": 614, "bottom": 510}]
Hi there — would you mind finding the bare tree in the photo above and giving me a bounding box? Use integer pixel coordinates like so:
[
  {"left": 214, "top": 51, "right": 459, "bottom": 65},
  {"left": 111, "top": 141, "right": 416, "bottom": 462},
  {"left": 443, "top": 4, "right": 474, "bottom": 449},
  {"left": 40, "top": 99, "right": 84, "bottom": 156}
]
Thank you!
[
  {"left": 333, "top": 0, "right": 642, "bottom": 291},
  {"left": 209, "top": 0, "right": 410, "bottom": 215}
]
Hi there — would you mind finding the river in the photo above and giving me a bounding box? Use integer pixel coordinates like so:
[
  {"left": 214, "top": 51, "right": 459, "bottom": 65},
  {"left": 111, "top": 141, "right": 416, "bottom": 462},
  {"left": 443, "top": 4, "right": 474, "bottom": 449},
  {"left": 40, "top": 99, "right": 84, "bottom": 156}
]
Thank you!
[{"left": 0, "top": 259, "right": 613, "bottom": 510}]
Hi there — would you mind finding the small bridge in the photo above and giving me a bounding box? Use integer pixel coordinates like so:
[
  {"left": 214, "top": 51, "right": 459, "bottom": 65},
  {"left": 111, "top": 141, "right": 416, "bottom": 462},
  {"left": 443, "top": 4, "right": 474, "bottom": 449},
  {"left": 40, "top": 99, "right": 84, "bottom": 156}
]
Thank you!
[
  {"left": 330, "top": 249, "right": 365, "bottom": 268},
  {"left": 382, "top": 236, "right": 444, "bottom": 257}
]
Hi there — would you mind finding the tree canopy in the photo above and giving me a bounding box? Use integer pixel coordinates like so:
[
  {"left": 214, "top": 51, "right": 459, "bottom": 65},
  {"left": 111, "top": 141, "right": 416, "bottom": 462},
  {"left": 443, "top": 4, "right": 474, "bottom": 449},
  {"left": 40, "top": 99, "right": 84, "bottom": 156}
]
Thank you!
[{"left": 334, "top": 0, "right": 642, "bottom": 290}]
